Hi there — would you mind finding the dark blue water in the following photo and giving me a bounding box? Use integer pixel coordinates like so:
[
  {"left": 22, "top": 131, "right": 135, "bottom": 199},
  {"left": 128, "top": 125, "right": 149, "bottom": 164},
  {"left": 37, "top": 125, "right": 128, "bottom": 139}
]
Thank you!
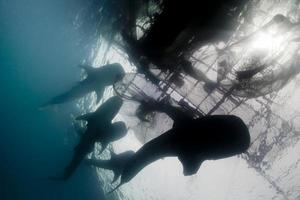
[{"left": 0, "top": 0, "right": 108, "bottom": 199}]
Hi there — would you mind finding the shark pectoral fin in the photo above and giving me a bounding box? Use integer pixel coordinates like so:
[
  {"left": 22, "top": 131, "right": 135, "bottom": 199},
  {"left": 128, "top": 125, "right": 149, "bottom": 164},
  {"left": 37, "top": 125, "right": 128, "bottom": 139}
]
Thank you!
[
  {"left": 76, "top": 113, "right": 93, "bottom": 121},
  {"left": 111, "top": 170, "right": 121, "bottom": 183},
  {"left": 109, "top": 152, "right": 121, "bottom": 183},
  {"left": 178, "top": 154, "right": 203, "bottom": 176},
  {"left": 78, "top": 64, "right": 95, "bottom": 76},
  {"left": 107, "top": 181, "right": 124, "bottom": 195},
  {"left": 95, "top": 88, "right": 104, "bottom": 103}
]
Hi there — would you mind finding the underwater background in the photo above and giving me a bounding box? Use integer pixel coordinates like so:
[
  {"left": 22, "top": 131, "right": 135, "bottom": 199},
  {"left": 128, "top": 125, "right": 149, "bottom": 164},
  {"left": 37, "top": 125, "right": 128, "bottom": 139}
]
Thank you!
[
  {"left": 0, "top": 0, "right": 109, "bottom": 199},
  {"left": 2, "top": 0, "right": 300, "bottom": 200}
]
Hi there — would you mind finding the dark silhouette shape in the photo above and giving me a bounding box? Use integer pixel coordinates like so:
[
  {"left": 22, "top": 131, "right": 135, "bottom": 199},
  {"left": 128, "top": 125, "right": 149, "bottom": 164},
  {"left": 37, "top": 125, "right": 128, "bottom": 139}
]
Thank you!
[
  {"left": 49, "top": 96, "right": 127, "bottom": 180},
  {"left": 109, "top": 115, "right": 250, "bottom": 192},
  {"left": 108, "top": 98, "right": 250, "bottom": 191},
  {"left": 85, "top": 150, "right": 135, "bottom": 183},
  {"left": 41, "top": 63, "right": 125, "bottom": 108},
  {"left": 236, "top": 66, "right": 267, "bottom": 80},
  {"left": 135, "top": 97, "right": 195, "bottom": 123},
  {"left": 122, "top": 0, "right": 249, "bottom": 83},
  {"left": 140, "top": 1, "right": 245, "bottom": 57}
]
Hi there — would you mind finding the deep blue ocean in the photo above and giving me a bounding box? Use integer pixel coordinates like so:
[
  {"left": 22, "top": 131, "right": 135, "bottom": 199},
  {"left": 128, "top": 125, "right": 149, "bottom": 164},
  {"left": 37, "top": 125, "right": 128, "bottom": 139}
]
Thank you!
[{"left": 0, "top": 0, "right": 108, "bottom": 199}]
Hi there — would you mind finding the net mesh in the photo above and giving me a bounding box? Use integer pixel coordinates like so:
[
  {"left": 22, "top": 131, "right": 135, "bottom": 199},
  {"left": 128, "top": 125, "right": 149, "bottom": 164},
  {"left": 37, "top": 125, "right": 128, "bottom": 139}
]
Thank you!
[{"left": 77, "top": 0, "right": 300, "bottom": 199}]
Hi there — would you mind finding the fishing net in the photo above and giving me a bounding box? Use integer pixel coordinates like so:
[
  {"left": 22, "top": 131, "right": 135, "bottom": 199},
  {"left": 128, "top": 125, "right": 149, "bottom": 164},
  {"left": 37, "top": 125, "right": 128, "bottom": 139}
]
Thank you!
[{"left": 77, "top": 0, "right": 300, "bottom": 199}]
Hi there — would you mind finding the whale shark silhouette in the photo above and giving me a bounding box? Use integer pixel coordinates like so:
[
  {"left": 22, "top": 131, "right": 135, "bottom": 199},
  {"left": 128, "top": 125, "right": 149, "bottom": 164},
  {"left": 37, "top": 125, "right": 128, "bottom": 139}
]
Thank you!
[
  {"left": 108, "top": 99, "right": 250, "bottom": 192},
  {"left": 41, "top": 63, "right": 125, "bottom": 108},
  {"left": 85, "top": 150, "right": 135, "bottom": 183},
  {"left": 108, "top": 115, "right": 250, "bottom": 192},
  {"left": 49, "top": 96, "right": 127, "bottom": 180}
]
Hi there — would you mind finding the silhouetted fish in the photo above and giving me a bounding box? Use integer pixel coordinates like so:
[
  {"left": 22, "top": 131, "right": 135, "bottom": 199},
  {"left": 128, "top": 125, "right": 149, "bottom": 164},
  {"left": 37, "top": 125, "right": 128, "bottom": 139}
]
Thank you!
[
  {"left": 85, "top": 150, "right": 135, "bottom": 183},
  {"left": 109, "top": 115, "right": 250, "bottom": 192},
  {"left": 41, "top": 63, "right": 125, "bottom": 108},
  {"left": 49, "top": 96, "right": 127, "bottom": 180}
]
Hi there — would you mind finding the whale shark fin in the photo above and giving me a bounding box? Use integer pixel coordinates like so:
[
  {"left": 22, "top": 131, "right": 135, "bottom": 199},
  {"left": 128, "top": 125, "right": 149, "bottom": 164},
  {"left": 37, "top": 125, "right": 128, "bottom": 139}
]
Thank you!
[
  {"left": 76, "top": 113, "right": 93, "bottom": 121},
  {"left": 108, "top": 151, "right": 121, "bottom": 183},
  {"left": 178, "top": 154, "right": 203, "bottom": 176},
  {"left": 78, "top": 64, "right": 95, "bottom": 76},
  {"left": 107, "top": 181, "right": 124, "bottom": 194},
  {"left": 111, "top": 170, "right": 121, "bottom": 183}
]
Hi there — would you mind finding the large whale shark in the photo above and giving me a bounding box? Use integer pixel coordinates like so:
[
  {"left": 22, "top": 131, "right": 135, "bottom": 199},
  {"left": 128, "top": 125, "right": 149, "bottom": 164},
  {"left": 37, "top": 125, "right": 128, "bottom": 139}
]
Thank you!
[
  {"left": 92, "top": 99, "right": 250, "bottom": 192},
  {"left": 108, "top": 114, "right": 250, "bottom": 192},
  {"left": 50, "top": 96, "right": 127, "bottom": 180}
]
